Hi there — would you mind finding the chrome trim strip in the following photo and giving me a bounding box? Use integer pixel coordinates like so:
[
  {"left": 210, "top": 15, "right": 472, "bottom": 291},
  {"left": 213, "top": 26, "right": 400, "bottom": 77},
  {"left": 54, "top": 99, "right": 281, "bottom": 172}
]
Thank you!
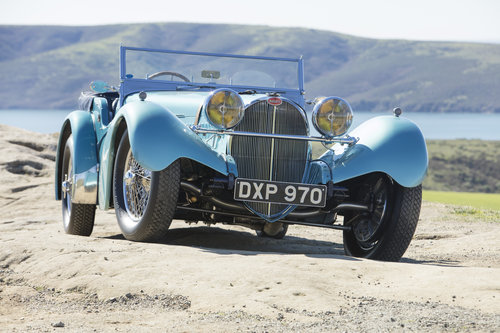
[
  {"left": 191, "top": 126, "right": 358, "bottom": 145},
  {"left": 267, "top": 105, "right": 278, "bottom": 216}
]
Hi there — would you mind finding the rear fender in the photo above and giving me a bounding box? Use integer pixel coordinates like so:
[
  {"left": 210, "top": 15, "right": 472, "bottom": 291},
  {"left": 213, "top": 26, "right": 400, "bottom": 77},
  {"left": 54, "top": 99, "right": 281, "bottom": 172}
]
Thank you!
[
  {"left": 323, "top": 116, "right": 428, "bottom": 187},
  {"left": 55, "top": 111, "right": 98, "bottom": 204}
]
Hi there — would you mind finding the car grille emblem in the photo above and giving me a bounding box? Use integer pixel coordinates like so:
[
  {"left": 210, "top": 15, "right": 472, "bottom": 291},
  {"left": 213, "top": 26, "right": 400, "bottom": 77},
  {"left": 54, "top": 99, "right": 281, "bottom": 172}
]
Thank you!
[{"left": 267, "top": 97, "right": 282, "bottom": 106}]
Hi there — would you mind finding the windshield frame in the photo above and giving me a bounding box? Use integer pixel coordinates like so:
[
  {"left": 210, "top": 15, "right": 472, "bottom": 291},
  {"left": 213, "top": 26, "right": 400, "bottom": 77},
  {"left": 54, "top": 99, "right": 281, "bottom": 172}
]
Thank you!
[{"left": 119, "top": 46, "right": 305, "bottom": 103}]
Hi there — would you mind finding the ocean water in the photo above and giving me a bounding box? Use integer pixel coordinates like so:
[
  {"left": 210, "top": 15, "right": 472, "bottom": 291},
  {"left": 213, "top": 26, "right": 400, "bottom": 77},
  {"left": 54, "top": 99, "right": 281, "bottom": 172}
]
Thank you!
[
  {"left": 1, "top": 109, "right": 499, "bottom": 140},
  {"left": 1, "top": 109, "right": 70, "bottom": 134},
  {"left": 353, "top": 112, "right": 500, "bottom": 140}
]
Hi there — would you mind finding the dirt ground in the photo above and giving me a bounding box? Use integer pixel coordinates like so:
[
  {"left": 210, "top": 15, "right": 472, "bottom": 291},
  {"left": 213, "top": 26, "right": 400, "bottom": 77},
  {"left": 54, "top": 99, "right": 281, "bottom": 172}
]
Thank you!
[{"left": 0, "top": 124, "right": 499, "bottom": 332}]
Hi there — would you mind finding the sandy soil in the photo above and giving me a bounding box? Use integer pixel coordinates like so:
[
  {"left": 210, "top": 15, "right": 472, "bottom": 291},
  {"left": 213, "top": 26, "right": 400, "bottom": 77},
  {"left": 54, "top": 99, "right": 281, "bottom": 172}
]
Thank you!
[{"left": 0, "top": 124, "right": 499, "bottom": 332}]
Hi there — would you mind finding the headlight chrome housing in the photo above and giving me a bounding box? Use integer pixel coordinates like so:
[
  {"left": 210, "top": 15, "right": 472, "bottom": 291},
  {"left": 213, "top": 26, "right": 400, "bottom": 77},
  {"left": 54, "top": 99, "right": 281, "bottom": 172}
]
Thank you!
[
  {"left": 204, "top": 89, "right": 245, "bottom": 129},
  {"left": 312, "top": 97, "right": 353, "bottom": 138}
]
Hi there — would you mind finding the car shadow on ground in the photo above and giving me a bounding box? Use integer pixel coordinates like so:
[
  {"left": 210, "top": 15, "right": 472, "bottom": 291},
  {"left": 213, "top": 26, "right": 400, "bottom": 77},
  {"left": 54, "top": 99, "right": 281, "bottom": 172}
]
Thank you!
[
  {"left": 102, "top": 225, "right": 353, "bottom": 259},
  {"left": 102, "top": 226, "right": 462, "bottom": 265}
]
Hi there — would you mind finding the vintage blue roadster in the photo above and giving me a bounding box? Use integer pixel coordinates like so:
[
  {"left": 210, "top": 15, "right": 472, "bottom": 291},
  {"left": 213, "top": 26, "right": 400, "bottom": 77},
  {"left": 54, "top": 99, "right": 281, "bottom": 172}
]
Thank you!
[{"left": 55, "top": 46, "right": 427, "bottom": 261}]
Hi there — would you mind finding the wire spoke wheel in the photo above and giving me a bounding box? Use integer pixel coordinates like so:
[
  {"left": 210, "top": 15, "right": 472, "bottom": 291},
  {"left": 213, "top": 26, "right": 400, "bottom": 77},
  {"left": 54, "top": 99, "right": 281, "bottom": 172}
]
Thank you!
[
  {"left": 113, "top": 130, "right": 180, "bottom": 242},
  {"left": 123, "top": 151, "right": 152, "bottom": 221}
]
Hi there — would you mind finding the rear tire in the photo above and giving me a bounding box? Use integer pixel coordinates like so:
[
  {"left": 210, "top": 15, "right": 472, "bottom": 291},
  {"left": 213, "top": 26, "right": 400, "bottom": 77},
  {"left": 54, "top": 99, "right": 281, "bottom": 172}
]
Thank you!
[
  {"left": 113, "top": 131, "right": 180, "bottom": 242},
  {"left": 61, "top": 135, "right": 95, "bottom": 236},
  {"left": 343, "top": 174, "right": 421, "bottom": 261}
]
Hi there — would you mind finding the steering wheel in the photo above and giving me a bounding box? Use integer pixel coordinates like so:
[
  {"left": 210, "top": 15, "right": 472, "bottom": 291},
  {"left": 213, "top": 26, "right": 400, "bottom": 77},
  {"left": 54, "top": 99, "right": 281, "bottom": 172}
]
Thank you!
[{"left": 147, "top": 71, "right": 190, "bottom": 82}]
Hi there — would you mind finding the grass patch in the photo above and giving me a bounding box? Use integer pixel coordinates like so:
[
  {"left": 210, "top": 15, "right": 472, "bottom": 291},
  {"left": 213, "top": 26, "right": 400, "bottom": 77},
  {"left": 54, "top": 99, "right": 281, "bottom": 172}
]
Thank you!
[
  {"left": 423, "top": 191, "right": 500, "bottom": 222},
  {"left": 423, "top": 190, "right": 500, "bottom": 211},
  {"left": 450, "top": 206, "right": 500, "bottom": 223},
  {"left": 452, "top": 206, "right": 482, "bottom": 216}
]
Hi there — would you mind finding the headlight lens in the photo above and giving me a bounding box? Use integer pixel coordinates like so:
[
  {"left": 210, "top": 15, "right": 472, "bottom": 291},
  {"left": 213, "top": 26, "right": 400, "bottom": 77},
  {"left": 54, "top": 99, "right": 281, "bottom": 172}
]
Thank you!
[
  {"left": 312, "top": 97, "right": 353, "bottom": 137},
  {"left": 205, "top": 89, "right": 244, "bottom": 129}
]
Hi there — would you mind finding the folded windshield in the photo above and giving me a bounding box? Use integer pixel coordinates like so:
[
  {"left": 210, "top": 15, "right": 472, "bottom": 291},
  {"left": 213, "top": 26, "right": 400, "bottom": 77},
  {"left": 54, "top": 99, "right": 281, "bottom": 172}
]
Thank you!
[{"left": 122, "top": 47, "right": 302, "bottom": 91}]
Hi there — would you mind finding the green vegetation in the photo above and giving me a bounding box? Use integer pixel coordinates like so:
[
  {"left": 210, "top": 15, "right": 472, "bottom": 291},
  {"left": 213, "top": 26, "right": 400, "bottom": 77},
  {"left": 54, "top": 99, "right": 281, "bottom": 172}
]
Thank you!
[
  {"left": 424, "top": 140, "right": 500, "bottom": 193},
  {"left": 450, "top": 206, "right": 500, "bottom": 223},
  {"left": 423, "top": 191, "right": 500, "bottom": 222},
  {"left": 1, "top": 23, "right": 500, "bottom": 112},
  {"left": 423, "top": 190, "right": 500, "bottom": 210}
]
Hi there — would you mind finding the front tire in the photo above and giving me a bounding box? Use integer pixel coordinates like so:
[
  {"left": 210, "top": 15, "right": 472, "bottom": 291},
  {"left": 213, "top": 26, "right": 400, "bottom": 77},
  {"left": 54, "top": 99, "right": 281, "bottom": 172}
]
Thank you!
[
  {"left": 343, "top": 174, "right": 422, "bottom": 261},
  {"left": 61, "top": 135, "right": 95, "bottom": 236},
  {"left": 113, "top": 131, "right": 180, "bottom": 242}
]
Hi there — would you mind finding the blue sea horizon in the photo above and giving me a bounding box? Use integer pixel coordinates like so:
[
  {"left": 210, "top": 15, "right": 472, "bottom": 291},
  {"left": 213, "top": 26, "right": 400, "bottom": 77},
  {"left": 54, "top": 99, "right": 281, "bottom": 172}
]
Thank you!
[{"left": 1, "top": 109, "right": 499, "bottom": 140}]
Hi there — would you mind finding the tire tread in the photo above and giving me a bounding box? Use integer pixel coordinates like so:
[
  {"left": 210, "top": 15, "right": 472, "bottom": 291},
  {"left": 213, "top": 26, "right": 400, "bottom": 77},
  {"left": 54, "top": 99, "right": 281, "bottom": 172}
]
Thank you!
[
  {"left": 67, "top": 204, "right": 96, "bottom": 236},
  {"left": 375, "top": 185, "right": 422, "bottom": 261},
  {"left": 131, "top": 160, "right": 180, "bottom": 241},
  {"left": 61, "top": 134, "right": 96, "bottom": 237}
]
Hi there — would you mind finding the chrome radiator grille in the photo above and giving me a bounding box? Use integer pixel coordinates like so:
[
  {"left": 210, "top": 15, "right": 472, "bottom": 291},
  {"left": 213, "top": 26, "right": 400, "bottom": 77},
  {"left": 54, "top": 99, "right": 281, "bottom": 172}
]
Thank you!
[{"left": 231, "top": 99, "right": 308, "bottom": 217}]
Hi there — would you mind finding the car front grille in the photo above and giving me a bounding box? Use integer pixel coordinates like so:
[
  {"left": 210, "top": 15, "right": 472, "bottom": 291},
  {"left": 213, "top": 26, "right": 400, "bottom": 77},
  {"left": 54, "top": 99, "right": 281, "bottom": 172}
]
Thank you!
[{"left": 230, "top": 99, "right": 308, "bottom": 217}]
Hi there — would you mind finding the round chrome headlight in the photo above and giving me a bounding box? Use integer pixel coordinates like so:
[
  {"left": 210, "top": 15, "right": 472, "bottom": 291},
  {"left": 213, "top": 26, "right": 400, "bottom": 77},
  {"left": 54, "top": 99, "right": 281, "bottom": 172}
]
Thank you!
[
  {"left": 312, "top": 97, "right": 353, "bottom": 137},
  {"left": 205, "top": 89, "right": 244, "bottom": 129}
]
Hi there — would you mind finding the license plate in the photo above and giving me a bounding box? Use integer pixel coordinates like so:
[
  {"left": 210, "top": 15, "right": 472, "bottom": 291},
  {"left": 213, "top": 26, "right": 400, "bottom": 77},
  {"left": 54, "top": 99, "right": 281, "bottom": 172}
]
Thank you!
[{"left": 234, "top": 178, "right": 327, "bottom": 208}]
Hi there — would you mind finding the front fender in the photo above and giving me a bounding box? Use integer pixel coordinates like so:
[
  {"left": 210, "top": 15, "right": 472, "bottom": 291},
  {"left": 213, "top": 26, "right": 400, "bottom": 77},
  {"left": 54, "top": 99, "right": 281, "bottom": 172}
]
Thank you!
[
  {"left": 324, "top": 116, "right": 428, "bottom": 187},
  {"left": 114, "top": 100, "right": 231, "bottom": 174},
  {"left": 98, "top": 100, "right": 233, "bottom": 210},
  {"left": 55, "top": 111, "right": 98, "bottom": 204}
]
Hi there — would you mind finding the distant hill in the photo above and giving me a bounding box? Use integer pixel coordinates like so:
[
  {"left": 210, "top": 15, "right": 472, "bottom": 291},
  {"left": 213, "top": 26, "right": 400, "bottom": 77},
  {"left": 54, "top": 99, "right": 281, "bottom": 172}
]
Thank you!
[{"left": 1, "top": 23, "right": 499, "bottom": 112}]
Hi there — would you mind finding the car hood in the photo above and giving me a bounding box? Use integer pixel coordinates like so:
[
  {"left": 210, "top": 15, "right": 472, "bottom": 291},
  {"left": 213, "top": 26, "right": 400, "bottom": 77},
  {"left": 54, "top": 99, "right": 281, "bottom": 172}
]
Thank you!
[{"left": 124, "top": 90, "right": 268, "bottom": 123}]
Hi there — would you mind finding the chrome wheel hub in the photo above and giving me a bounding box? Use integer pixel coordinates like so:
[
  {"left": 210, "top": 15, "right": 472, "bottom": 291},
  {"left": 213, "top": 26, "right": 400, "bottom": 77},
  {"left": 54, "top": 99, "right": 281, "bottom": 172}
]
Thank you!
[
  {"left": 123, "top": 151, "right": 152, "bottom": 221},
  {"left": 62, "top": 177, "right": 72, "bottom": 197},
  {"left": 62, "top": 157, "right": 73, "bottom": 215}
]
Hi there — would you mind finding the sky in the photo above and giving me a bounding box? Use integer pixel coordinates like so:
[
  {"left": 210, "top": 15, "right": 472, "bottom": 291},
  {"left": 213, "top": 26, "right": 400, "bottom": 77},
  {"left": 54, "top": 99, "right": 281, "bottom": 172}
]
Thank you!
[{"left": 1, "top": 0, "right": 499, "bottom": 43}]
